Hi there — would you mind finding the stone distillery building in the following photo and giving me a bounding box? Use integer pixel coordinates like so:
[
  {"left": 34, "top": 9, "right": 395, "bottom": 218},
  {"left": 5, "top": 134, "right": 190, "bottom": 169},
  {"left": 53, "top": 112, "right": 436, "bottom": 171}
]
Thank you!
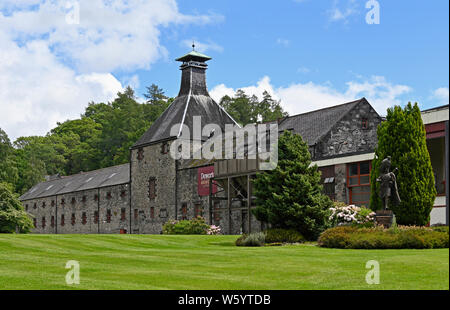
[{"left": 20, "top": 50, "right": 449, "bottom": 234}]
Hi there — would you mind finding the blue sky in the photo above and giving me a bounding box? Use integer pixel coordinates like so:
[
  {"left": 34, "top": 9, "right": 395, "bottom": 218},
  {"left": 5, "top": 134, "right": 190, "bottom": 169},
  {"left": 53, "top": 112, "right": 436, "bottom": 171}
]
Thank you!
[{"left": 0, "top": 0, "right": 448, "bottom": 140}]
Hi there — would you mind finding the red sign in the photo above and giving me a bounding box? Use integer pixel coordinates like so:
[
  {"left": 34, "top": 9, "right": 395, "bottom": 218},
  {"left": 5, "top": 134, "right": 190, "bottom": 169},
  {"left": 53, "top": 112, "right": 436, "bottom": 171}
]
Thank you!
[{"left": 198, "top": 166, "right": 217, "bottom": 196}]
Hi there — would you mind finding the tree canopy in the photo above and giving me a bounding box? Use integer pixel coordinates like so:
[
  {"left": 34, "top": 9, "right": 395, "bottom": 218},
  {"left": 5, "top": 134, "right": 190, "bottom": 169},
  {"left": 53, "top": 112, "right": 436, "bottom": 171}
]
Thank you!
[
  {"left": 218, "top": 90, "right": 288, "bottom": 126},
  {"left": 0, "top": 182, "right": 33, "bottom": 233},
  {"left": 1, "top": 85, "right": 172, "bottom": 195}
]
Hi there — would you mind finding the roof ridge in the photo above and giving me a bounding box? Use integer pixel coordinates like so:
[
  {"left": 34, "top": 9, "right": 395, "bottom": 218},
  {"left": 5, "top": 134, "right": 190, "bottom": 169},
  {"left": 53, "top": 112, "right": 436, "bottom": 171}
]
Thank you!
[
  {"left": 281, "top": 98, "right": 364, "bottom": 121},
  {"left": 29, "top": 163, "right": 130, "bottom": 187},
  {"left": 312, "top": 98, "right": 365, "bottom": 146}
]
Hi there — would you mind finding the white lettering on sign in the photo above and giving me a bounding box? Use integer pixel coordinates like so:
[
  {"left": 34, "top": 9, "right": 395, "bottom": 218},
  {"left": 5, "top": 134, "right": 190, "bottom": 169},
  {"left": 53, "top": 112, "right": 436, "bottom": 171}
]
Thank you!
[{"left": 201, "top": 172, "right": 214, "bottom": 180}]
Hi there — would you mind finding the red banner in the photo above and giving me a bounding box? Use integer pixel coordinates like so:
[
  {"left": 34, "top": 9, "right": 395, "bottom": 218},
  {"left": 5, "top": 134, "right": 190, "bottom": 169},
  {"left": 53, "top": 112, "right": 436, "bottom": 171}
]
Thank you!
[{"left": 198, "top": 166, "right": 217, "bottom": 196}]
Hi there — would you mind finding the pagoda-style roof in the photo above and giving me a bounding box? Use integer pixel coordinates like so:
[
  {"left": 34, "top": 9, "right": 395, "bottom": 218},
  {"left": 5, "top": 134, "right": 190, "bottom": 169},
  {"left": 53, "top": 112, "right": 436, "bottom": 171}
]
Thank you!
[
  {"left": 132, "top": 50, "right": 237, "bottom": 148},
  {"left": 175, "top": 50, "right": 212, "bottom": 62}
]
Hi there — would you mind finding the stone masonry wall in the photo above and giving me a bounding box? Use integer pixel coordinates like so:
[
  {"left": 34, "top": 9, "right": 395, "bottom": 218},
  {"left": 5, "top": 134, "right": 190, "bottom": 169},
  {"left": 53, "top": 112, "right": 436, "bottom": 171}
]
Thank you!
[
  {"left": 130, "top": 141, "right": 176, "bottom": 234},
  {"left": 23, "top": 184, "right": 130, "bottom": 234},
  {"left": 314, "top": 101, "right": 381, "bottom": 160}
]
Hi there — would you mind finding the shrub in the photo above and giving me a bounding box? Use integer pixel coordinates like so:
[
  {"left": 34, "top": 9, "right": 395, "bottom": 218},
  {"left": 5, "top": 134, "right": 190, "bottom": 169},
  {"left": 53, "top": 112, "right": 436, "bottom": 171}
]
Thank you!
[
  {"left": 264, "top": 228, "right": 305, "bottom": 244},
  {"left": 162, "top": 216, "right": 214, "bottom": 235},
  {"left": 329, "top": 203, "right": 376, "bottom": 227},
  {"left": 252, "top": 131, "right": 333, "bottom": 241},
  {"left": 206, "top": 225, "right": 221, "bottom": 235},
  {"left": 235, "top": 234, "right": 247, "bottom": 246},
  {"left": 431, "top": 225, "right": 449, "bottom": 233},
  {"left": 235, "top": 232, "right": 266, "bottom": 247},
  {"left": 318, "top": 225, "right": 449, "bottom": 249}
]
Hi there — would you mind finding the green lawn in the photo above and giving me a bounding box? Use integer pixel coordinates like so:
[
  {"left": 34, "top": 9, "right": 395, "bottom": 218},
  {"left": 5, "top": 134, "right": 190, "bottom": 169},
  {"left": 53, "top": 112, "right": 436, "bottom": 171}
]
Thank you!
[{"left": 0, "top": 234, "right": 448, "bottom": 290}]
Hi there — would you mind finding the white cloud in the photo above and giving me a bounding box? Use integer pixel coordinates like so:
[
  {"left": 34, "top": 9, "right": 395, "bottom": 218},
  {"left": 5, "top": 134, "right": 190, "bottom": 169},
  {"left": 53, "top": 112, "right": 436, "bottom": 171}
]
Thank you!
[
  {"left": 0, "top": 34, "right": 123, "bottom": 140},
  {"left": 327, "top": 0, "right": 360, "bottom": 23},
  {"left": 276, "top": 38, "right": 290, "bottom": 47},
  {"left": 297, "top": 66, "right": 311, "bottom": 74},
  {"left": 0, "top": 0, "right": 220, "bottom": 73},
  {"left": 181, "top": 39, "right": 224, "bottom": 53},
  {"left": 0, "top": 0, "right": 220, "bottom": 140},
  {"left": 210, "top": 75, "right": 412, "bottom": 117},
  {"left": 431, "top": 87, "right": 449, "bottom": 105}
]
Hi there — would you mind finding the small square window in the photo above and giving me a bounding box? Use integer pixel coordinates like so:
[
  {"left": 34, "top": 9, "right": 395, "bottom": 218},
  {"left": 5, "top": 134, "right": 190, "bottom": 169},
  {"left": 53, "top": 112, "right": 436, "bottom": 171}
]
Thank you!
[
  {"left": 94, "top": 211, "right": 99, "bottom": 224},
  {"left": 150, "top": 207, "right": 155, "bottom": 219},
  {"left": 106, "top": 209, "right": 111, "bottom": 223},
  {"left": 362, "top": 118, "right": 368, "bottom": 129},
  {"left": 161, "top": 142, "right": 169, "bottom": 154},
  {"left": 148, "top": 178, "right": 156, "bottom": 200},
  {"left": 137, "top": 147, "right": 144, "bottom": 161}
]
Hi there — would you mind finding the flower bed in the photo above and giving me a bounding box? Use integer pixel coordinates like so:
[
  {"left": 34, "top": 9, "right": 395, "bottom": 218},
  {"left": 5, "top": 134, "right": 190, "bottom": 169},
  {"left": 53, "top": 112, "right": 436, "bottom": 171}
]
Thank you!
[
  {"left": 162, "top": 217, "right": 221, "bottom": 235},
  {"left": 318, "top": 225, "right": 449, "bottom": 249},
  {"left": 329, "top": 203, "right": 376, "bottom": 227}
]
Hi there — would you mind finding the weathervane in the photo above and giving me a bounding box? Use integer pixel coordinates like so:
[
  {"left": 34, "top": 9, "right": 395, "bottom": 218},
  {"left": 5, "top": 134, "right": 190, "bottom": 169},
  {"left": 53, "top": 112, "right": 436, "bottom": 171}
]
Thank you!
[{"left": 192, "top": 41, "right": 195, "bottom": 51}]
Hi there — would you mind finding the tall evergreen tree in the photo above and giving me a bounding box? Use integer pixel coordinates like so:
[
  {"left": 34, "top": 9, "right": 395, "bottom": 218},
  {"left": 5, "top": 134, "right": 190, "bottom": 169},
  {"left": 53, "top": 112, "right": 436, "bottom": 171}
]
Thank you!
[
  {"left": 370, "top": 103, "right": 436, "bottom": 225},
  {"left": 252, "top": 131, "right": 333, "bottom": 240}
]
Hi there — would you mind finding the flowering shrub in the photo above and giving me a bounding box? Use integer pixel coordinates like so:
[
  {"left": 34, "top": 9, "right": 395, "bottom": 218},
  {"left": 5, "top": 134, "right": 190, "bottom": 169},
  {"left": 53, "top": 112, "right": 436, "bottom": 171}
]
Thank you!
[
  {"left": 206, "top": 225, "right": 221, "bottom": 235},
  {"left": 329, "top": 203, "right": 375, "bottom": 227},
  {"left": 162, "top": 216, "right": 222, "bottom": 235}
]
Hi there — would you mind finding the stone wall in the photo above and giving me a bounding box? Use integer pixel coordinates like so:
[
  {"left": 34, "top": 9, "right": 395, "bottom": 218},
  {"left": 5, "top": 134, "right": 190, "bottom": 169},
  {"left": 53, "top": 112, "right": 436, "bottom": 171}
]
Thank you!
[
  {"left": 334, "top": 164, "right": 348, "bottom": 203},
  {"left": 23, "top": 184, "right": 130, "bottom": 234},
  {"left": 176, "top": 167, "right": 210, "bottom": 222},
  {"left": 130, "top": 141, "right": 176, "bottom": 234},
  {"left": 314, "top": 100, "right": 381, "bottom": 160}
]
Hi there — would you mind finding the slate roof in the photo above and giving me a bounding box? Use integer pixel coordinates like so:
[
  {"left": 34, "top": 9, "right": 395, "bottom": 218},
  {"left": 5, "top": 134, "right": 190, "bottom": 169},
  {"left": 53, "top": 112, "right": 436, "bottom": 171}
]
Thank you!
[
  {"left": 19, "top": 163, "right": 129, "bottom": 201},
  {"left": 278, "top": 98, "right": 365, "bottom": 146},
  {"left": 132, "top": 94, "right": 237, "bottom": 148},
  {"left": 132, "top": 51, "right": 238, "bottom": 148}
]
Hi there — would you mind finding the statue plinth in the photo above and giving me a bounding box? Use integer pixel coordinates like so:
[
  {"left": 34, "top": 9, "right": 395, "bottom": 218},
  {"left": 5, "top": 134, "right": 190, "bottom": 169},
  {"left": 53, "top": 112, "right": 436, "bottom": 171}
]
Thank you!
[{"left": 375, "top": 210, "right": 394, "bottom": 228}]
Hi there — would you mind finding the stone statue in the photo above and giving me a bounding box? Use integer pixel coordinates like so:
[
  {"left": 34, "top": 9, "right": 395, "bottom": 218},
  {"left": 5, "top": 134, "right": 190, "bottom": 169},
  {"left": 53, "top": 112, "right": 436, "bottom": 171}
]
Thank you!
[{"left": 376, "top": 156, "right": 401, "bottom": 210}]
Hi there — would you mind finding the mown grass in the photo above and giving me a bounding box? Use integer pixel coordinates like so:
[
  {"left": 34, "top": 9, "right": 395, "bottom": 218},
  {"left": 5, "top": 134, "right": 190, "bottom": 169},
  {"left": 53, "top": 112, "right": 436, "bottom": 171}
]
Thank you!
[{"left": 0, "top": 234, "right": 448, "bottom": 290}]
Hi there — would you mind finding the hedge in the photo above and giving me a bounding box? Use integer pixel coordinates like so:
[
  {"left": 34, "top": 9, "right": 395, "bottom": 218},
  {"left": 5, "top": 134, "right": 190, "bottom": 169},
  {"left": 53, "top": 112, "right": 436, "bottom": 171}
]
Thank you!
[
  {"left": 318, "top": 225, "right": 449, "bottom": 249},
  {"left": 235, "top": 228, "right": 305, "bottom": 247}
]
